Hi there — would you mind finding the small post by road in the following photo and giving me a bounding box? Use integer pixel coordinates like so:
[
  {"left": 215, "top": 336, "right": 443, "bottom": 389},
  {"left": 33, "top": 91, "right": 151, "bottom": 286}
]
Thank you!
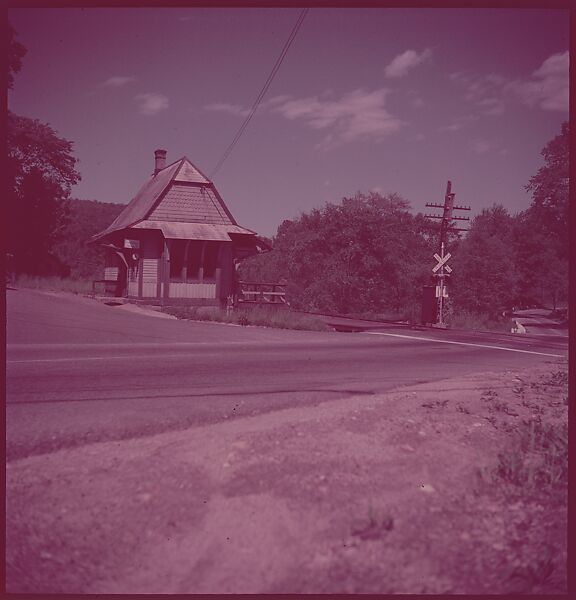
[
  {"left": 423, "top": 181, "right": 470, "bottom": 325},
  {"left": 434, "top": 242, "right": 451, "bottom": 325}
]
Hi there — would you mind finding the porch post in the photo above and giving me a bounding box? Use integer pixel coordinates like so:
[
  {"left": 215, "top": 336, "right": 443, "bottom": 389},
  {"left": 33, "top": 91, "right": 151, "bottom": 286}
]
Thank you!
[
  {"left": 215, "top": 243, "right": 222, "bottom": 301},
  {"left": 157, "top": 238, "right": 166, "bottom": 300},
  {"left": 137, "top": 243, "right": 143, "bottom": 298},
  {"left": 182, "top": 240, "right": 191, "bottom": 282},
  {"left": 198, "top": 241, "right": 206, "bottom": 283},
  {"left": 164, "top": 239, "right": 171, "bottom": 300}
]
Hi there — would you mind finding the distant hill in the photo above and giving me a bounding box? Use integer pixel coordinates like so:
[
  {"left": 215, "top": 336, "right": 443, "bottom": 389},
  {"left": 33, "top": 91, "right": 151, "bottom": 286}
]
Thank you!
[{"left": 54, "top": 199, "right": 124, "bottom": 279}]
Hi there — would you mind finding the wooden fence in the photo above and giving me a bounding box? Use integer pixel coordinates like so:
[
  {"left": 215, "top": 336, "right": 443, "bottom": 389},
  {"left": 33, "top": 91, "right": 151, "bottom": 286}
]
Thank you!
[{"left": 236, "top": 281, "right": 288, "bottom": 307}]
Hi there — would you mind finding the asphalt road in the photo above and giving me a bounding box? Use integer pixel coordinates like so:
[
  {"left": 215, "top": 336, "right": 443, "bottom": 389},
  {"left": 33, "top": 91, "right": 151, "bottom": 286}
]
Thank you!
[{"left": 6, "top": 288, "right": 567, "bottom": 461}]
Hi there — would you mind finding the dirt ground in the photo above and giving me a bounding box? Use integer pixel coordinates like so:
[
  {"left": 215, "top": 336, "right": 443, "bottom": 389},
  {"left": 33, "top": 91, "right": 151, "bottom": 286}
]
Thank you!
[{"left": 6, "top": 359, "right": 568, "bottom": 594}]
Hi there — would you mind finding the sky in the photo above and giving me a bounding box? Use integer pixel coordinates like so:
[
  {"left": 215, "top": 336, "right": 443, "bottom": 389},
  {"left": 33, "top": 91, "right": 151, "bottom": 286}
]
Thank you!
[{"left": 8, "top": 7, "right": 569, "bottom": 238}]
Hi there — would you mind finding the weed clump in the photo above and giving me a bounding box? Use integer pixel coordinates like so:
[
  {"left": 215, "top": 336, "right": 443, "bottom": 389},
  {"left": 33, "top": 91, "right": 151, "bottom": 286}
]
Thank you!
[
  {"left": 163, "top": 305, "right": 330, "bottom": 332},
  {"left": 447, "top": 309, "right": 510, "bottom": 332},
  {"left": 478, "top": 418, "right": 567, "bottom": 497}
]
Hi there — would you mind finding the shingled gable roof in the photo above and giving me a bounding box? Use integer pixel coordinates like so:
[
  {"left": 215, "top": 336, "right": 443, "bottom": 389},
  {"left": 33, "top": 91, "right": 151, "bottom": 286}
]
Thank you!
[{"left": 91, "top": 157, "right": 254, "bottom": 242}]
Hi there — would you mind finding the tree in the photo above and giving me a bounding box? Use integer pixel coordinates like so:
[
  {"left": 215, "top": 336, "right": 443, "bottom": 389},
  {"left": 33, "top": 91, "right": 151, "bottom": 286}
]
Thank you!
[
  {"left": 8, "top": 112, "right": 81, "bottom": 196},
  {"left": 450, "top": 205, "right": 518, "bottom": 315},
  {"left": 513, "top": 208, "right": 568, "bottom": 309},
  {"left": 239, "top": 191, "right": 434, "bottom": 316},
  {"left": 7, "top": 167, "right": 71, "bottom": 275},
  {"left": 515, "top": 122, "right": 570, "bottom": 308},
  {"left": 6, "top": 25, "right": 81, "bottom": 275},
  {"left": 525, "top": 121, "right": 569, "bottom": 250},
  {"left": 7, "top": 113, "right": 82, "bottom": 276}
]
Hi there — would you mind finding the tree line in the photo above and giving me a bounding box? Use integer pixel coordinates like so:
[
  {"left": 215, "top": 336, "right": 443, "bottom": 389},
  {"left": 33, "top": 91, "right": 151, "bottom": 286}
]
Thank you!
[{"left": 240, "top": 122, "right": 568, "bottom": 318}]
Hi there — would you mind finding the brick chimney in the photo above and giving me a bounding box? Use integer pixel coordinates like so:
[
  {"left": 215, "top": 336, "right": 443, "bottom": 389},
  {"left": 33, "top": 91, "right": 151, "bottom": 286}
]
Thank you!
[{"left": 154, "top": 149, "right": 167, "bottom": 175}]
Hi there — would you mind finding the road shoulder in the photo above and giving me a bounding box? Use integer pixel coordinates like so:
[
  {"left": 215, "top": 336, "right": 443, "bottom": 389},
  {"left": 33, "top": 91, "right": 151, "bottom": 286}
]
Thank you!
[{"left": 6, "top": 359, "right": 568, "bottom": 594}]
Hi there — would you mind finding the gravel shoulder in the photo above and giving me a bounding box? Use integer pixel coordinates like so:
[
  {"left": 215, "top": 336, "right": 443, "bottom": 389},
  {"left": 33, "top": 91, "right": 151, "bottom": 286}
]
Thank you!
[{"left": 6, "top": 359, "right": 568, "bottom": 594}]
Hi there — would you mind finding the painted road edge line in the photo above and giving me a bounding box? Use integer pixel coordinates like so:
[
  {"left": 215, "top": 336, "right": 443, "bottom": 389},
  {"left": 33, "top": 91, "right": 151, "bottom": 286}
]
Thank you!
[
  {"left": 6, "top": 352, "right": 234, "bottom": 364},
  {"left": 363, "top": 331, "right": 565, "bottom": 358}
]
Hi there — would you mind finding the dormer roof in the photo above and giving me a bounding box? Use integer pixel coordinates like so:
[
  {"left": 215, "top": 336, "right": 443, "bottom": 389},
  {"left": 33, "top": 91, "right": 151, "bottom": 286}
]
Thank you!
[{"left": 91, "top": 156, "right": 253, "bottom": 243}]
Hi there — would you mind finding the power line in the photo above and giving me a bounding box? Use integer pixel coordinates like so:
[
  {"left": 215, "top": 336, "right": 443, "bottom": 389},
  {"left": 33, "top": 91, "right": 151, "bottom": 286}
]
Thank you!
[{"left": 209, "top": 8, "right": 309, "bottom": 180}]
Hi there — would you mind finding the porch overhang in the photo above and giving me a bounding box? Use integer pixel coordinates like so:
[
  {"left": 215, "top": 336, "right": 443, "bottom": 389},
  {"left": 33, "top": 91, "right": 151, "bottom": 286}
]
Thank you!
[{"left": 131, "top": 220, "right": 257, "bottom": 241}]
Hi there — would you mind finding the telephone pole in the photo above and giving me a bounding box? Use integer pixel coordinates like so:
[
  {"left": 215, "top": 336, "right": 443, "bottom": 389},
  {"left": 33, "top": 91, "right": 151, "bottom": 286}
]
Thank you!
[{"left": 423, "top": 181, "right": 470, "bottom": 325}]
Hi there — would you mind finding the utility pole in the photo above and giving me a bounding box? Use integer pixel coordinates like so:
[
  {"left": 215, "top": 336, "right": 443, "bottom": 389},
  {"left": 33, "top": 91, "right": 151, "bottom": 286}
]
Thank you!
[{"left": 424, "top": 181, "right": 470, "bottom": 325}]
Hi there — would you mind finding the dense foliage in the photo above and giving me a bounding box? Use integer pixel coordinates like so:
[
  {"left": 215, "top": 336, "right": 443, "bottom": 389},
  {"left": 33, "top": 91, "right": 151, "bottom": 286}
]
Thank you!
[
  {"left": 453, "top": 122, "right": 569, "bottom": 313},
  {"left": 53, "top": 199, "right": 124, "bottom": 279},
  {"left": 450, "top": 205, "right": 519, "bottom": 314},
  {"left": 525, "top": 121, "right": 569, "bottom": 249},
  {"left": 240, "top": 192, "right": 436, "bottom": 316}
]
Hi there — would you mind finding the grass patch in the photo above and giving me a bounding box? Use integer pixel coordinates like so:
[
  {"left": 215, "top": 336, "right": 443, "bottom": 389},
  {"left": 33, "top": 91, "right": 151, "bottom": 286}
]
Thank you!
[
  {"left": 447, "top": 309, "right": 510, "bottom": 332},
  {"left": 12, "top": 274, "right": 93, "bottom": 295},
  {"left": 163, "top": 305, "right": 331, "bottom": 332},
  {"left": 477, "top": 418, "right": 567, "bottom": 497}
]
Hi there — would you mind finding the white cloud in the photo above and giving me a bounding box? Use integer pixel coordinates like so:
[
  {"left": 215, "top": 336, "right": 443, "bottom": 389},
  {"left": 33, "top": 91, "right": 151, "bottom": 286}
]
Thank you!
[
  {"left": 461, "top": 77, "right": 508, "bottom": 116},
  {"left": 384, "top": 49, "right": 432, "bottom": 78},
  {"left": 506, "top": 51, "right": 568, "bottom": 112},
  {"left": 475, "top": 97, "right": 505, "bottom": 116},
  {"left": 261, "top": 94, "right": 292, "bottom": 107},
  {"left": 452, "top": 51, "right": 568, "bottom": 115},
  {"left": 204, "top": 102, "right": 250, "bottom": 117},
  {"left": 204, "top": 96, "right": 293, "bottom": 119},
  {"left": 102, "top": 76, "right": 137, "bottom": 87},
  {"left": 533, "top": 51, "right": 568, "bottom": 78},
  {"left": 471, "top": 140, "right": 494, "bottom": 155},
  {"left": 135, "top": 93, "right": 169, "bottom": 116},
  {"left": 272, "top": 88, "right": 403, "bottom": 149},
  {"left": 441, "top": 114, "right": 478, "bottom": 132}
]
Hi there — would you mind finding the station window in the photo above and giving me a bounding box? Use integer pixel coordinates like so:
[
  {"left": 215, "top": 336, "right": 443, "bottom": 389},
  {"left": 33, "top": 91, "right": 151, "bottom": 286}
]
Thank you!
[
  {"left": 169, "top": 240, "right": 219, "bottom": 282},
  {"left": 186, "top": 241, "right": 203, "bottom": 281},
  {"left": 203, "top": 242, "right": 219, "bottom": 280},
  {"left": 169, "top": 240, "right": 187, "bottom": 281}
]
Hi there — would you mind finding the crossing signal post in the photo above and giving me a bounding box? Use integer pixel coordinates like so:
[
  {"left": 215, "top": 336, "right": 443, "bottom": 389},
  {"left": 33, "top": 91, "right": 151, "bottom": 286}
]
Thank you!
[{"left": 422, "top": 181, "right": 470, "bottom": 325}]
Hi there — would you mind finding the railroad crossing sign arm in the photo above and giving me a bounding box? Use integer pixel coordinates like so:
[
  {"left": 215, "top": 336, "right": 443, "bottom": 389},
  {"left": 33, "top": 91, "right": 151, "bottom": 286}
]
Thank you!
[{"left": 432, "top": 252, "right": 452, "bottom": 273}]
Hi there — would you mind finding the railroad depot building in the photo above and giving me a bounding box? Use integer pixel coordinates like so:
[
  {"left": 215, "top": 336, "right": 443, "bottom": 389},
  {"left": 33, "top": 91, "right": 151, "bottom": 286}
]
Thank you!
[{"left": 90, "top": 149, "right": 269, "bottom": 306}]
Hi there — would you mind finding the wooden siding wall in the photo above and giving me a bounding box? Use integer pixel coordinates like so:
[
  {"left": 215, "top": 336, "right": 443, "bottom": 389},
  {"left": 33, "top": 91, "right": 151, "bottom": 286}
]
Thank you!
[
  {"left": 124, "top": 231, "right": 163, "bottom": 299},
  {"left": 142, "top": 259, "right": 159, "bottom": 297},
  {"left": 104, "top": 267, "right": 119, "bottom": 281},
  {"left": 169, "top": 283, "right": 217, "bottom": 299},
  {"left": 128, "top": 280, "right": 139, "bottom": 296}
]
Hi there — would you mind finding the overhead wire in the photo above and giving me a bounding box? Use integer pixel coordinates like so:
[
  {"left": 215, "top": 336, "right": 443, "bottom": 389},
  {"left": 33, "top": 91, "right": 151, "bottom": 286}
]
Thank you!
[{"left": 209, "top": 8, "right": 309, "bottom": 180}]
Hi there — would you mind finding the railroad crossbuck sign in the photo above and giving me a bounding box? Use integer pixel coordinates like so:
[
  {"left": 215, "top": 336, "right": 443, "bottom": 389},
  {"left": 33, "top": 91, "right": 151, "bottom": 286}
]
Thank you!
[{"left": 432, "top": 252, "right": 452, "bottom": 273}]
